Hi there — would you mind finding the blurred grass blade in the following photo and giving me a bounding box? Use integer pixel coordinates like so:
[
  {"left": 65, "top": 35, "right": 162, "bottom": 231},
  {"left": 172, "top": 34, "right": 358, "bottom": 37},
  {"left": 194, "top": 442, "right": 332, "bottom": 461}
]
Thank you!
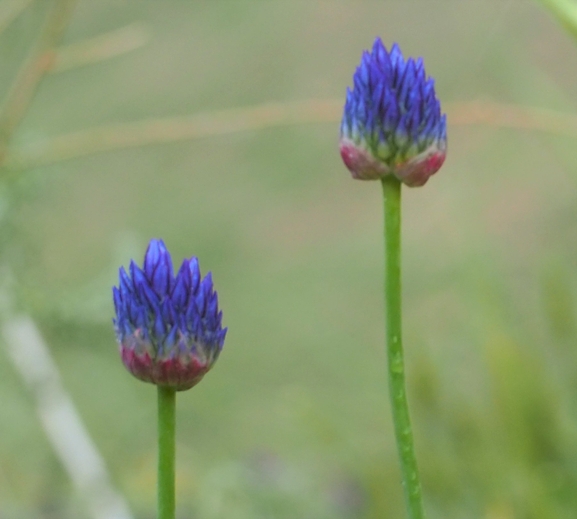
[
  {"left": 0, "top": 0, "right": 33, "bottom": 36},
  {"left": 6, "top": 100, "right": 577, "bottom": 170},
  {"left": 52, "top": 22, "right": 150, "bottom": 73},
  {"left": 535, "top": 0, "right": 577, "bottom": 40},
  {"left": 4, "top": 99, "right": 341, "bottom": 169},
  {"left": 2, "top": 313, "right": 135, "bottom": 519},
  {"left": 0, "top": 0, "right": 77, "bottom": 165}
]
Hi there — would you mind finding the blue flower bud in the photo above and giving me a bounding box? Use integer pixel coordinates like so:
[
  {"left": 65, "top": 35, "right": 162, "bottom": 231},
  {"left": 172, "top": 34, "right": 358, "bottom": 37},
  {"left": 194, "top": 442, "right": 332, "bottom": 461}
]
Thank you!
[
  {"left": 340, "top": 39, "right": 447, "bottom": 187},
  {"left": 112, "top": 239, "right": 227, "bottom": 391}
]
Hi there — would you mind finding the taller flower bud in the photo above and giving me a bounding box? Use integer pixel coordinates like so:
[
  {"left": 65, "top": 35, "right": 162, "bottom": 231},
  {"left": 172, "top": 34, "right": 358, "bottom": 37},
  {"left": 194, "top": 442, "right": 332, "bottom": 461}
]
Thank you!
[
  {"left": 340, "top": 38, "right": 447, "bottom": 187},
  {"left": 112, "top": 239, "right": 227, "bottom": 391}
]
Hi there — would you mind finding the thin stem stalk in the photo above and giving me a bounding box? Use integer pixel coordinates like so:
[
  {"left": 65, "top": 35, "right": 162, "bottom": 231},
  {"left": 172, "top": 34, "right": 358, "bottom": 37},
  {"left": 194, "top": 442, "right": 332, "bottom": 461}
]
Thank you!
[
  {"left": 0, "top": 0, "right": 77, "bottom": 166},
  {"left": 381, "top": 176, "right": 425, "bottom": 519},
  {"left": 157, "top": 386, "right": 176, "bottom": 519}
]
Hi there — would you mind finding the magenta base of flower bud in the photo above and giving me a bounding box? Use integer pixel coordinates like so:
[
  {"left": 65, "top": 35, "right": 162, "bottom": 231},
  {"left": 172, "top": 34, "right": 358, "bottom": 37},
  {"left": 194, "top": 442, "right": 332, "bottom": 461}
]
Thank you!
[
  {"left": 340, "top": 140, "right": 390, "bottom": 181},
  {"left": 121, "top": 346, "right": 209, "bottom": 391},
  {"left": 340, "top": 139, "right": 446, "bottom": 187},
  {"left": 396, "top": 144, "right": 446, "bottom": 187}
]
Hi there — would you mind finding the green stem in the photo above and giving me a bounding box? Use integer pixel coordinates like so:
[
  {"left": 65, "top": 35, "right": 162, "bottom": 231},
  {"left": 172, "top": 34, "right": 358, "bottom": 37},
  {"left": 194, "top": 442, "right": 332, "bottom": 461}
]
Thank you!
[
  {"left": 158, "top": 386, "right": 176, "bottom": 519},
  {"left": 381, "top": 176, "right": 425, "bottom": 519}
]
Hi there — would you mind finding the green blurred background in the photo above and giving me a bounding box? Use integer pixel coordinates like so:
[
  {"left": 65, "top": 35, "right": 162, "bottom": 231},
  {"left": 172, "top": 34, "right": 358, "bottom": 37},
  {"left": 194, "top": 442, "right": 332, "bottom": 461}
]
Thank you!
[{"left": 2, "top": 1, "right": 577, "bottom": 518}]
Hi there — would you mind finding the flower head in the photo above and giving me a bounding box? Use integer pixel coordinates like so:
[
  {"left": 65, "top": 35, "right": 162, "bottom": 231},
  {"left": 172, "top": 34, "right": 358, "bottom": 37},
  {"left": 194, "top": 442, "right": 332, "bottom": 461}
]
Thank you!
[
  {"left": 340, "top": 38, "right": 447, "bottom": 187},
  {"left": 113, "top": 239, "right": 227, "bottom": 391}
]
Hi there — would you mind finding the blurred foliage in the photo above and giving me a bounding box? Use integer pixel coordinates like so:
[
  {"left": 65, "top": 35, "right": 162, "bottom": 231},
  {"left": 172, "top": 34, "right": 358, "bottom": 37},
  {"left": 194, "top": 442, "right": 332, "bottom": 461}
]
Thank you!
[
  {"left": 535, "top": 0, "right": 577, "bottom": 41},
  {"left": 2, "top": 1, "right": 577, "bottom": 519}
]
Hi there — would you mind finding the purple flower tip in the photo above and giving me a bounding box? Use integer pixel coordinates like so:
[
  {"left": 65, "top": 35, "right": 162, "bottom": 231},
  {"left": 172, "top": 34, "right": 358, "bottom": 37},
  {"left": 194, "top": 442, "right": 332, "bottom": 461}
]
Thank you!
[
  {"left": 113, "top": 239, "right": 227, "bottom": 391},
  {"left": 340, "top": 38, "right": 447, "bottom": 187}
]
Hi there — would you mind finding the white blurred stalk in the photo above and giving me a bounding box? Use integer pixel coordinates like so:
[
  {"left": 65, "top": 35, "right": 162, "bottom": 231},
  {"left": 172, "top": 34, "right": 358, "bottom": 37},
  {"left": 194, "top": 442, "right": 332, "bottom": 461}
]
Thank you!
[{"left": 1, "top": 314, "right": 134, "bottom": 519}]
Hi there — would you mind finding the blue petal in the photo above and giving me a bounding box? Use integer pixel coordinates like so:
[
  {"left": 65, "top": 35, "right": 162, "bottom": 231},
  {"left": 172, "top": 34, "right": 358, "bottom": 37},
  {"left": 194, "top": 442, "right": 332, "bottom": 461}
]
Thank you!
[
  {"left": 359, "top": 52, "right": 371, "bottom": 86},
  {"left": 195, "top": 288, "right": 206, "bottom": 318},
  {"left": 372, "top": 81, "right": 385, "bottom": 117},
  {"left": 172, "top": 260, "right": 191, "bottom": 308},
  {"left": 137, "top": 277, "right": 160, "bottom": 312},
  {"left": 422, "top": 78, "right": 435, "bottom": 104},
  {"left": 154, "top": 311, "right": 167, "bottom": 339},
  {"left": 136, "top": 307, "right": 148, "bottom": 330},
  {"left": 123, "top": 320, "right": 133, "bottom": 338},
  {"left": 398, "top": 58, "right": 416, "bottom": 110},
  {"left": 130, "top": 261, "right": 148, "bottom": 299},
  {"left": 406, "top": 103, "right": 421, "bottom": 138},
  {"left": 405, "top": 87, "right": 421, "bottom": 114},
  {"left": 205, "top": 293, "right": 218, "bottom": 321},
  {"left": 218, "top": 328, "right": 228, "bottom": 348},
  {"left": 353, "top": 68, "right": 365, "bottom": 94},
  {"left": 113, "top": 287, "right": 122, "bottom": 316},
  {"left": 185, "top": 298, "right": 199, "bottom": 332},
  {"left": 389, "top": 43, "right": 405, "bottom": 84},
  {"left": 372, "top": 38, "right": 389, "bottom": 73},
  {"left": 161, "top": 298, "right": 176, "bottom": 327},
  {"left": 127, "top": 298, "right": 140, "bottom": 325},
  {"left": 119, "top": 267, "right": 132, "bottom": 298},
  {"left": 164, "top": 326, "right": 178, "bottom": 352},
  {"left": 189, "top": 257, "right": 201, "bottom": 294},
  {"left": 395, "top": 116, "right": 409, "bottom": 149},
  {"left": 175, "top": 313, "right": 186, "bottom": 335},
  {"left": 383, "top": 93, "right": 399, "bottom": 133},
  {"left": 143, "top": 239, "right": 162, "bottom": 281},
  {"left": 345, "top": 88, "right": 354, "bottom": 109},
  {"left": 202, "top": 272, "right": 214, "bottom": 295},
  {"left": 356, "top": 96, "right": 367, "bottom": 123},
  {"left": 365, "top": 109, "right": 375, "bottom": 135},
  {"left": 378, "top": 48, "right": 392, "bottom": 83},
  {"left": 414, "top": 57, "right": 425, "bottom": 83},
  {"left": 152, "top": 255, "right": 172, "bottom": 298},
  {"left": 369, "top": 61, "right": 382, "bottom": 93}
]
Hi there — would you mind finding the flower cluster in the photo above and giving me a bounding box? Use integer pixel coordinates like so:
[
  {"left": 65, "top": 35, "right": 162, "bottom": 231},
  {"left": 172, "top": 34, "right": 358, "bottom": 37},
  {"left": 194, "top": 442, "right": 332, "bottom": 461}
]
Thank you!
[
  {"left": 113, "top": 239, "right": 227, "bottom": 391},
  {"left": 340, "top": 38, "right": 447, "bottom": 187}
]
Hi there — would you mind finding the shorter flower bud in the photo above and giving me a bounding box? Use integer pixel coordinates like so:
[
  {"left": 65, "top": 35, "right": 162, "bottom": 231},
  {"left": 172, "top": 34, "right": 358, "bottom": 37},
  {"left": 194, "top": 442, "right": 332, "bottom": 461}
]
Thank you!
[
  {"left": 112, "top": 239, "right": 227, "bottom": 391},
  {"left": 340, "top": 39, "right": 447, "bottom": 187}
]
